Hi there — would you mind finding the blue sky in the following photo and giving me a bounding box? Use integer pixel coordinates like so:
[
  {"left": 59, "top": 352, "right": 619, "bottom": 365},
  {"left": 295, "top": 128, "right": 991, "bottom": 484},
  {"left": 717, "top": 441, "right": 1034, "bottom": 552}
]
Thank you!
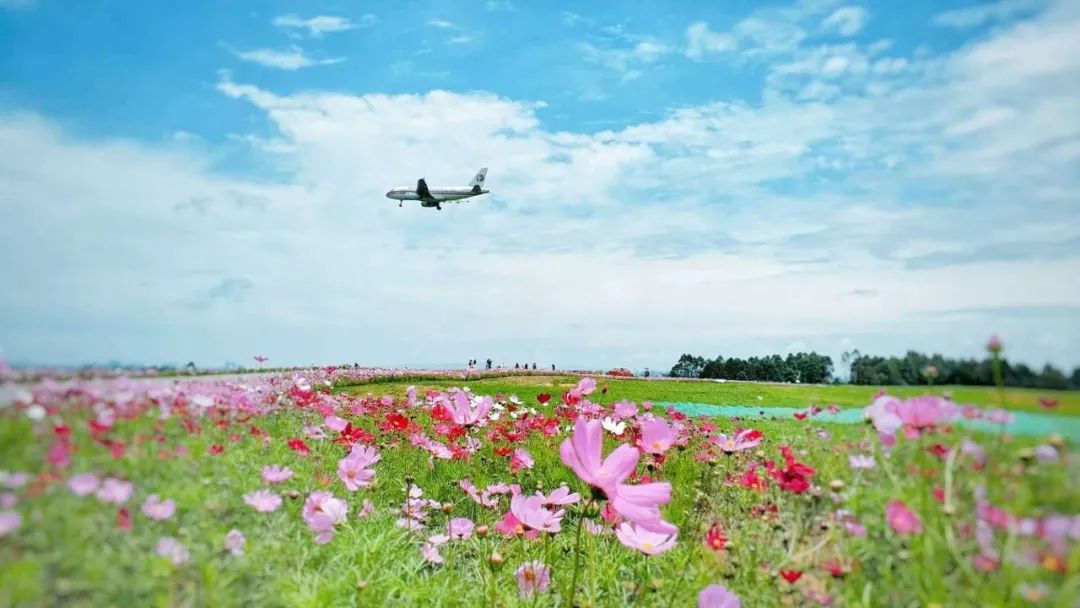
[{"left": 1, "top": 0, "right": 1078, "bottom": 371}]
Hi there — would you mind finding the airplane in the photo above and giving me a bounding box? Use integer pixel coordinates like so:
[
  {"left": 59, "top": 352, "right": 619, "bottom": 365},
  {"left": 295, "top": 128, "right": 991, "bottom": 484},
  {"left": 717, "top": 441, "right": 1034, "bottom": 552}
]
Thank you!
[{"left": 385, "top": 168, "right": 489, "bottom": 210}]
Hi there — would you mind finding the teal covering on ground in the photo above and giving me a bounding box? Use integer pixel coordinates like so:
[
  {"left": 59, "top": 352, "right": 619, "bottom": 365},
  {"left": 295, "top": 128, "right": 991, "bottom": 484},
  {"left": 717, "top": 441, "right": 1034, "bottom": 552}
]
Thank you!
[{"left": 663, "top": 402, "right": 1080, "bottom": 442}]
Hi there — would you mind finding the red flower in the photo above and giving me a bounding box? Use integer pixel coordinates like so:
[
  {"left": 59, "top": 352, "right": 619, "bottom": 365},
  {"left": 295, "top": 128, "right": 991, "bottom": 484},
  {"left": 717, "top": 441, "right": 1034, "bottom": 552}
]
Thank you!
[
  {"left": 53, "top": 424, "right": 71, "bottom": 440},
  {"left": 432, "top": 403, "right": 454, "bottom": 422},
  {"left": 926, "top": 443, "right": 949, "bottom": 459},
  {"left": 766, "top": 446, "right": 816, "bottom": 494},
  {"left": 932, "top": 486, "right": 945, "bottom": 503},
  {"left": 738, "top": 465, "right": 767, "bottom": 492},
  {"left": 793, "top": 412, "right": 808, "bottom": 421},
  {"left": 822, "top": 562, "right": 844, "bottom": 578},
  {"left": 705, "top": 523, "right": 728, "bottom": 553},
  {"left": 537, "top": 393, "right": 552, "bottom": 404},
  {"left": 117, "top": 507, "right": 132, "bottom": 531},
  {"left": 1038, "top": 397, "right": 1058, "bottom": 409},
  {"left": 779, "top": 569, "right": 803, "bottom": 584},
  {"left": 494, "top": 446, "right": 513, "bottom": 457},
  {"left": 210, "top": 444, "right": 225, "bottom": 455},
  {"left": 386, "top": 412, "right": 410, "bottom": 431},
  {"left": 287, "top": 438, "right": 311, "bottom": 456}
]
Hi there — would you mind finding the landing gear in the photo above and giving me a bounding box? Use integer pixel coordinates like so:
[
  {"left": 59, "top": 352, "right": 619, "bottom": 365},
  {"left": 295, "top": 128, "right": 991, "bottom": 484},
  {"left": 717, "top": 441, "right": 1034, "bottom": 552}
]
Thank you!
[
  {"left": 398, "top": 201, "right": 402, "bottom": 208},
  {"left": 436, "top": 204, "right": 442, "bottom": 210}
]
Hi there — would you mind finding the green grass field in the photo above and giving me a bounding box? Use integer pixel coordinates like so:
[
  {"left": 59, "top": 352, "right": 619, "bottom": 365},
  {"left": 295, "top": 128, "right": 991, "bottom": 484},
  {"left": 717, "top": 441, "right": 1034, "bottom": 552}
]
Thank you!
[
  {"left": 1, "top": 373, "right": 1077, "bottom": 607},
  {"left": 342, "top": 375, "right": 1080, "bottom": 417}
]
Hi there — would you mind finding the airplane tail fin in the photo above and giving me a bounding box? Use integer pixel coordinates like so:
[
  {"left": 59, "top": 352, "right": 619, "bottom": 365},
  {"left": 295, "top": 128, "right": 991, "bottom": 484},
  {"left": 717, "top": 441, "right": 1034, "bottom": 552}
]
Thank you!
[{"left": 467, "top": 168, "right": 488, "bottom": 191}]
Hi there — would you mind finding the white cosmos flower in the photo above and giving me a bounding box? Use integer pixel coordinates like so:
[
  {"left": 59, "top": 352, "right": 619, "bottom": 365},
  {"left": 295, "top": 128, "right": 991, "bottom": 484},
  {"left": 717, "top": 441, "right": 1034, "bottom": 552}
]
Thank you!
[
  {"left": 26, "top": 404, "right": 46, "bottom": 421},
  {"left": 601, "top": 417, "right": 626, "bottom": 436}
]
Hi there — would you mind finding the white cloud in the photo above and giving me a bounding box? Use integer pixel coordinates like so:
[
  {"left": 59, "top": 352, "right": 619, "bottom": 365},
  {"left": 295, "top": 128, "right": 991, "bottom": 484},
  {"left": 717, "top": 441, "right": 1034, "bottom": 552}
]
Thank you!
[
  {"left": 582, "top": 38, "right": 669, "bottom": 81},
  {"left": 561, "top": 11, "right": 585, "bottom": 27},
  {"left": 232, "top": 46, "right": 344, "bottom": 70},
  {"left": 427, "top": 19, "right": 456, "bottom": 29},
  {"left": 448, "top": 35, "right": 474, "bottom": 45},
  {"left": 822, "top": 6, "right": 869, "bottom": 36},
  {"left": 272, "top": 14, "right": 372, "bottom": 37},
  {"left": 685, "top": 22, "right": 737, "bottom": 60},
  {"left": 933, "top": 0, "right": 1042, "bottom": 28}
]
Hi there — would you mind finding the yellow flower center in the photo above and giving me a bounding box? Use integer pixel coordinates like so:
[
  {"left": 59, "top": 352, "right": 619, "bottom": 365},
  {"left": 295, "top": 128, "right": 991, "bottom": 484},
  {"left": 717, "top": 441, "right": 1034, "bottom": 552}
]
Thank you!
[
  {"left": 651, "top": 441, "right": 662, "bottom": 450},
  {"left": 642, "top": 542, "right": 654, "bottom": 550}
]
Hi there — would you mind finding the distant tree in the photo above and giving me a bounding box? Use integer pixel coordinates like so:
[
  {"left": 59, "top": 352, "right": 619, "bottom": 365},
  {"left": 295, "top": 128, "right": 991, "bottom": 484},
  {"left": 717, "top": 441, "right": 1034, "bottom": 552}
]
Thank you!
[{"left": 669, "top": 354, "right": 707, "bottom": 378}]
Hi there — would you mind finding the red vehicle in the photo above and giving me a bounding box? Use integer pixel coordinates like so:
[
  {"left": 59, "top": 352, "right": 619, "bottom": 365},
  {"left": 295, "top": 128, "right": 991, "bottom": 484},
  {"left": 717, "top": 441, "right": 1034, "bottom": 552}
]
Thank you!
[{"left": 606, "top": 368, "right": 634, "bottom": 377}]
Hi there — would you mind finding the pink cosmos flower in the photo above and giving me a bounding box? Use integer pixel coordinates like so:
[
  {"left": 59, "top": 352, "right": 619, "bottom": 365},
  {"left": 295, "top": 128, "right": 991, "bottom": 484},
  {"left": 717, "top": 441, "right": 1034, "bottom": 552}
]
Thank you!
[
  {"left": 515, "top": 561, "right": 551, "bottom": 598},
  {"left": 2, "top": 472, "right": 30, "bottom": 489},
  {"left": 358, "top": 499, "right": 375, "bottom": 519},
  {"left": 865, "top": 395, "right": 957, "bottom": 439},
  {"left": 68, "top": 473, "right": 100, "bottom": 496},
  {"left": 141, "top": 495, "right": 176, "bottom": 521},
  {"left": 421, "top": 536, "right": 447, "bottom": 564},
  {"left": 262, "top": 465, "right": 293, "bottom": 484},
  {"left": 987, "top": 335, "right": 1003, "bottom": 353},
  {"left": 510, "top": 494, "right": 564, "bottom": 534},
  {"left": 845, "top": 521, "right": 867, "bottom": 537},
  {"left": 448, "top": 517, "right": 475, "bottom": 540},
  {"left": 886, "top": 500, "right": 922, "bottom": 536},
  {"left": 613, "top": 400, "right": 638, "bottom": 419},
  {"left": 338, "top": 444, "right": 380, "bottom": 491},
  {"left": 448, "top": 391, "right": 493, "bottom": 425},
  {"left": 584, "top": 519, "right": 606, "bottom": 535},
  {"left": 244, "top": 489, "right": 282, "bottom": 513},
  {"left": 699, "top": 584, "right": 741, "bottom": 608},
  {"left": 1034, "top": 445, "right": 1058, "bottom": 464},
  {"left": 537, "top": 485, "right": 581, "bottom": 507},
  {"left": 638, "top": 418, "right": 677, "bottom": 455},
  {"left": 0, "top": 493, "right": 14, "bottom": 509},
  {"left": 494, "top": 511, "right": 526, "bottom": 537},
  {"left": 96, "top": 478, "right": 134, "bottom": 504},
  {"left": 848, "top": 454, "right": 875, "bottom": 470},
  {"left": 46, "top": 442, "right": 70, "bottom": 469},
  {"left": 0, "top": 510, "right": 21, "bottom": 538},
  {"left": 713, "top": 429, "right": 762, "bottom": 454},
  {"left": 156, "top": 537, "right": 190, "bottom": 565},
  {"left": 303, "top": 491, "right": 348, "bottom": 544},
  {"left": 510, "top": 448, "right": 534, "bottom": 474},
  {"left": 324, "top": 415, "right": 348, "bottom": 433},
  {"left": 614, "top": 521, "right": 678, "bottom": 555},
  {"left": 560, "top": 417, "right": 676, "bottom": 534},
  {"left": 224, "top": 529, "right": 245, "bottom": 556},
  {"left": 303, "top": 425, "right": 327, "bottom": 440}
]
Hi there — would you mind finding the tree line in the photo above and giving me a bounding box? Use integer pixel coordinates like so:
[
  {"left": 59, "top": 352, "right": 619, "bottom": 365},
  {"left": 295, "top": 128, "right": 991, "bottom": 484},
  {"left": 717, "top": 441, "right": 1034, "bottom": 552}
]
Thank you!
[
  {"left": 668, "top": 350, "right": 1080, "bottom": 390},
  {"left": 668, "top": 353, "right": 834, "bottom": 384}
]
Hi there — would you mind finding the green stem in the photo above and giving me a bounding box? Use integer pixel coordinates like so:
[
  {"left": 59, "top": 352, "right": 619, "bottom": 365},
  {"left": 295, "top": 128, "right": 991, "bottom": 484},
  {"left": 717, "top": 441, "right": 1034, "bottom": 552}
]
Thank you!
[{"left": 566, "top": 499, "right": 590, "bottom": 607}]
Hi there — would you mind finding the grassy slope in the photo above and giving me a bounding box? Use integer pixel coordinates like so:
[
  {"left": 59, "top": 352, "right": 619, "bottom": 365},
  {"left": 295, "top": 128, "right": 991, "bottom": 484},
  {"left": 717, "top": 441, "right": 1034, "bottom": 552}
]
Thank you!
[
  {"left": 1, "top": 377, "right": 1077, "bottom": 607},
  {"left": 343, "top": 375, "right": 1080, "bottom": 417}
]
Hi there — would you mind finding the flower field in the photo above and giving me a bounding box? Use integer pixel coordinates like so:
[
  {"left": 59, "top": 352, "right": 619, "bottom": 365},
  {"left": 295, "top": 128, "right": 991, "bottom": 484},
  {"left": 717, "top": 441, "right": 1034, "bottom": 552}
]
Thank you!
[{"left": 1, "top": 370, "right": 1078, "bottom": 607}]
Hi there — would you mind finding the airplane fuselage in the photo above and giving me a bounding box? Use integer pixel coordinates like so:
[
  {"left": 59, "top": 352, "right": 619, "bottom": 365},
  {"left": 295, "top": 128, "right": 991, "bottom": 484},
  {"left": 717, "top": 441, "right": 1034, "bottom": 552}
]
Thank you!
[
  {"left": 386, "top": 168, "right": 489, "bottom": 209},
  {"left": 385, "top": 187, "right": 489, "bottom": 207}
]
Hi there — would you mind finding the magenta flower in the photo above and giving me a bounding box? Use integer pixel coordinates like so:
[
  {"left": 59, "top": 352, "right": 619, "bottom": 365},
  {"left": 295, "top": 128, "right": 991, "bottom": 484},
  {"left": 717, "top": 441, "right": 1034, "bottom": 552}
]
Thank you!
[
  {"left": 699, "top": 584, "right": 741, "bottom": 608},
  {"left": 224, "top": 529, "right": 245, "bottom": 556},
  {"left": 156, "top": 537, "right": 191, "bottom": 565},
  {"left": 713, "top": 429, "right": 762, "bottom": 454},
  {"left": 96, "top": 478, "right": 134, "bottom": 504},
  {"left": 515, "top": 561, "right": 551, "bottom": 598},
  {"left": 614, "top": 521, "right": 678, "bottom": 555},
  {"left": 141, "top": 495, "right": 176, "bottom": 521},
  {"left": 510, "top": 494, "right": 564, "bottom": 534},
  {"left": 494, "top": 511, "right": 526, "bottom": 537},
  {"left": 886, "top": 499, "right": 922, "bottom": 536},
  {"left": 638, "top": 417, "right": 677, "bottom": 455},
  {"left": 560, "top": 417, "right": 676, "bottom": 534},
  {"left": 244, "top": 489, "right": 282, "bottom": 513},
  {"left": 0, "top": 511, "right": 21, "bottom": 538},
  {"left": 537, "top": 485, "right": 581, "bottom": 507},
  {"left": 613, "top": 400, "right": 638, "bottom": 419},
  {"left": 262, "top": 465, "right": 293, "bottom": 484},
  {"left": 448, "top": 517, "right": 475, "bottom": 540},
  {"left": 448, "top": 391, "right": 493, "bottom": 425},
  {"left": 338, "top": 444, "right": 380, "bottom": 491},
  {"left": 324, "top": 415, "right": 348, "bottom": 433},
  {"left": 510, "top": 448, "right": 534, "bottom": 474},
  {"left": 358, "top": 499, "right": 375, "bottom": 519},
  {"left": 848, "top": 454, "right": 875, "bottom": 470},
  {"left": 68, "top": 473, "right": 100, "bottom": 496},
  {"left": 303, "top": 491, "right": 348, "bottom": 544},
  {"left": 987, "top": 335, "right": 1003, "bottom": 354},
  {"left": 865, "top": 394, "right": 957, "bottom": 439},
  {"left": 845, "top": 521, "right": 867, "bottom": 537}
]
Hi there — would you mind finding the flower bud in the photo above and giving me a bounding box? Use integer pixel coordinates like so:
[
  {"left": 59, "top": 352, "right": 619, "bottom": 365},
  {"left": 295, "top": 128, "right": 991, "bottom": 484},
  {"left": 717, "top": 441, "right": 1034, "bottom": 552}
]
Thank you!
[
  {"left": 475, "top": 524, "right": 489, "bottom": 538},
  {"left": 829, "top": 479, "right": 845, "bottom": 492},
  {"left": 441, "top": 502, "right": 454, "bottom": 513},
  {"left": 488, "top": 552, "right": 504, "bottom": 568}
]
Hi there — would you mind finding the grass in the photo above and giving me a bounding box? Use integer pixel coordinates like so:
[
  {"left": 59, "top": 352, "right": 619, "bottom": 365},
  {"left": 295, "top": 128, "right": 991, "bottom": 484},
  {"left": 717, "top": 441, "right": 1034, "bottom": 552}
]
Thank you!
[
  {"left": 342, "top": 375, "right": 1080, "bottom": 416},
  {"left": 1, "top": 373, "right": 1077, "bottom": 607}
]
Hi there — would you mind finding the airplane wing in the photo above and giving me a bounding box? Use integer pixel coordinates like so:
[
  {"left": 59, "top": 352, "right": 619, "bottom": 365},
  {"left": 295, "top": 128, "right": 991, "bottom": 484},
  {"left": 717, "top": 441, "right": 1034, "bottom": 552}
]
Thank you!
[{"left": 417, "top": 178, "right": 432, "bottom": 201}]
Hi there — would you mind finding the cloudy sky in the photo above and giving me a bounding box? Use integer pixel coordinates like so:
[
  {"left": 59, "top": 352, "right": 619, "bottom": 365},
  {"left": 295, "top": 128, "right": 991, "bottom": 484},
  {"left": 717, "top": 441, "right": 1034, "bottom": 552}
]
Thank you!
[{"left": 1, "top": 0, "right": 1078, "bottom": 371}]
